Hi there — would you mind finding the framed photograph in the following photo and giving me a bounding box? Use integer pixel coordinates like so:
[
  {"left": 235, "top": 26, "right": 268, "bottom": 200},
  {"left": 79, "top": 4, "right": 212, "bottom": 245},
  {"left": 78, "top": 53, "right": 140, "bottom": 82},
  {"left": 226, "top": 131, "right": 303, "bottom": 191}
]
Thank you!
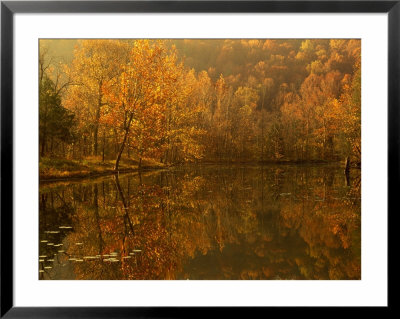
[{"left": 1, "top": 0, "right": 394, "bottom": 316}]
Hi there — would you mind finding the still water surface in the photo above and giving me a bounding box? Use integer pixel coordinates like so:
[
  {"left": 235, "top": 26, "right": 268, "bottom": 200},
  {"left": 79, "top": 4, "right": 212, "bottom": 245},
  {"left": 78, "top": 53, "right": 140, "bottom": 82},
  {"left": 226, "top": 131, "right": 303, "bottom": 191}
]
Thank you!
[{"left": 39, "top": 164, "right": 361, "bottom": 280}]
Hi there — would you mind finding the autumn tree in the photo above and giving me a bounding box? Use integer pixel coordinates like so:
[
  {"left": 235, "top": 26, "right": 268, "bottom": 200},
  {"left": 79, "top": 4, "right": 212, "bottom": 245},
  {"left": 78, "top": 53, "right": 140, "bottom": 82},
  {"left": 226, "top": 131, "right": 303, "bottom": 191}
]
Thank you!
[
  {"left": 40, "top": 39, "right": 361, "bottom": 165},
  {"left": 64, "top": 40, "right": 129, "bottom": 157},
  {"left": 161, "top": 68, "right": 209, "bottom": 164},
  {"left": 210, "top": 75, "right": 232, "bottom": 160},
  {"left": 231, "top": 86, "right": 259, "bottom": 160},
  {"left": 338, "top": 62, "right": 361, "bottom": 163},
  {"left": 102, "top": 40, "right": 181, "bottom": 171}
]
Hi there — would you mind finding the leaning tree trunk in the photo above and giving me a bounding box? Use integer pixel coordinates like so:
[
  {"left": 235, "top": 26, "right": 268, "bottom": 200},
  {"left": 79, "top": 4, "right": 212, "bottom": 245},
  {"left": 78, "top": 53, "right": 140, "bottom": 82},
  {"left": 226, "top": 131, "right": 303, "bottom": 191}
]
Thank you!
[
  {"left": 114, "top": 128, "right": 129, "bottom": 171},
  {"left": 114, "top": 114, "right": 134, "bottom": 171},
  {"left": 344, "top": 156, "right": 351, "bottom": 186},
  {"left": 344, "top": 156, "right": 351, "bottom": 174}
]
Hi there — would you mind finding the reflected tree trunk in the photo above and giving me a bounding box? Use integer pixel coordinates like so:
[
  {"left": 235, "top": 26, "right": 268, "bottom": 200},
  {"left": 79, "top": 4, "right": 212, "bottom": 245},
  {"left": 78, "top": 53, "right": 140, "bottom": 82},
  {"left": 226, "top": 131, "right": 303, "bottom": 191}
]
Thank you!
[
  {"left": 114, "top": 175, "right": 135, "bottom": 239},
  {"left": 344, "top": 156, "right": 351, "bottom": 186},
  {"left": 93, "top": 184, "right": 104, "bottom": 255}
]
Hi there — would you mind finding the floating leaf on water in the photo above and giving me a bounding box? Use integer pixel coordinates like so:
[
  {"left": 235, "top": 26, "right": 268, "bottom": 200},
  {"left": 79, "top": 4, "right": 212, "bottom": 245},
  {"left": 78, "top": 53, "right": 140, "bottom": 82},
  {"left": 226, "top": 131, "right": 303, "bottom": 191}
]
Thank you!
[
  {"left": 104, "top": 258, "right": 119, "bottom": 262},
  {"left": 58, "top": 250, "right": 65, "bottom": 253},
  {"left": 75, "top": 259, "right": 83, "bottom": 262},
  {"left": 39, "top": 255, "right": 46, "bottom": 258},
  {"left": 129, "top": 253, "right": 135, "bottom": 256},
  {"left": 279, "top": 193, "right": 291, "bottom": 196},
  {"left": 122, "top": 256, "right": 131, "bottom": 259},
  {"left": 47, "top": 259, "right": 54, "bottom": 262},
  {"left": 47, "top": 243, "right": 54, "bottom": 246},
  {"left": 44, "top": 266, "right": 52, "bottom": 269},
  {"left": 75, "top": 243, "right": 83, "bottom": 245},
  {"left": 40, "top": 240, "right": 48, "bottom": 243},
  {"left": 54, "top": 244, "right": 63, "bottom": 247},
  {"left": 69, "top": 258, "right": 77, "bottom": 261},
  {"left": 39, "top": 259, "right": 44, "bottom": 262},
  {"left": 132, "top": 250, "right": 142, "bottom": 252},
  {"left": 59, "top": 226, "right": 73, "bottom": 229},
  {"left": 44, "top": 231, "right": 60, "bottom": 234},
  {"left": 83, "top": 256, "right": 97, "bottom": 260},
  {"left": 39, "top": 270, "right": 44, "bottom": 273}
]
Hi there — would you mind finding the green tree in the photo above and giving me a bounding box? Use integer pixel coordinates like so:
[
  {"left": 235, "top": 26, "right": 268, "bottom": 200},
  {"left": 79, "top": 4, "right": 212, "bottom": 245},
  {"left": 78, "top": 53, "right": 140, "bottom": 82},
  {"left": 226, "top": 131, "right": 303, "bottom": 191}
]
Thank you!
[{"left": 39, "top": 76, "right": 75, "bottom": 157}]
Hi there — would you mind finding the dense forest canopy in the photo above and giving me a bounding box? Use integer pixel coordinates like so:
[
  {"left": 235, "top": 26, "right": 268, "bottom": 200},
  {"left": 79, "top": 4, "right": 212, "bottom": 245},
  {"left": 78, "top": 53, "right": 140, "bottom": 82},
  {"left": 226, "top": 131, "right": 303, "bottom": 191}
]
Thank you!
[{"left": 39, "top": 39, "right": 361, "bottom": 168}]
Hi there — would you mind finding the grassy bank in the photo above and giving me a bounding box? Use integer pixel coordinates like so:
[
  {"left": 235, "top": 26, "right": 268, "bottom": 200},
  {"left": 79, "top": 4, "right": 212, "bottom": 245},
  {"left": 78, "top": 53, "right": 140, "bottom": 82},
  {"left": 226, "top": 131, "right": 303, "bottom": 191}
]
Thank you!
[
  {"left": 40, "top": 156, "right": 359, "bottom": 182},
  {"left": 39, "top": 157, "right": 166, "bottom": 181}
]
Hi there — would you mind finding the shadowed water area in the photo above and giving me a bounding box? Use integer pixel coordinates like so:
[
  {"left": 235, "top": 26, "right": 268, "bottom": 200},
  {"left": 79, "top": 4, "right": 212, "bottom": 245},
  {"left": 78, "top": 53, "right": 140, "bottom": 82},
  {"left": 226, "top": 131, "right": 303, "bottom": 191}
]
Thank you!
[{"left": 39, "top": 164, "right": 361, "bottom": 280}]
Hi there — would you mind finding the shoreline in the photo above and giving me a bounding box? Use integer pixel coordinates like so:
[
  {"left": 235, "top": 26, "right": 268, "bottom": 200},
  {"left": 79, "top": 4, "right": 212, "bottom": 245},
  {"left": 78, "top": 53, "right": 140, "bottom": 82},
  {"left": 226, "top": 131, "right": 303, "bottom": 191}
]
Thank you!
[
  {"left": 39, "top": 157, "right": 167, "bottom": 183},
  {"left": 39, "top": 165, "right": 168, "bottom": 184},
  {"left": 40, "top": 158, "right": 359, "bottom": 184}
]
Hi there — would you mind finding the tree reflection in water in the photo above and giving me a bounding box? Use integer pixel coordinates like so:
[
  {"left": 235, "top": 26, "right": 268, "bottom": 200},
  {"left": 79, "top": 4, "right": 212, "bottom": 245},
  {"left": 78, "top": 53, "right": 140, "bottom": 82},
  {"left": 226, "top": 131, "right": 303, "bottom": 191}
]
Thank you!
[{"left": 39, "top": 165, "right": 361, "bottom": 280}]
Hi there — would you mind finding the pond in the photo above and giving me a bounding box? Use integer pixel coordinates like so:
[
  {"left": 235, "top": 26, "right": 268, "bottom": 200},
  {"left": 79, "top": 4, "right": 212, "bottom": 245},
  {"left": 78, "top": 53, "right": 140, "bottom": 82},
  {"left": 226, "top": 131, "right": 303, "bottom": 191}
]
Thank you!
[{"left": 39, "top": 164, "right": 361, "bottom": 280}]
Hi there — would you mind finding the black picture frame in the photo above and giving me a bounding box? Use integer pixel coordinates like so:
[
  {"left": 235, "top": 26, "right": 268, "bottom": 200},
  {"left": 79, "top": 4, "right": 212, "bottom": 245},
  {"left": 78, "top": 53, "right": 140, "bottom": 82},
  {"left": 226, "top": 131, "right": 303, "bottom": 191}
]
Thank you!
[{"left": 1, "top": 0, "right": 395, "bottom": 317}]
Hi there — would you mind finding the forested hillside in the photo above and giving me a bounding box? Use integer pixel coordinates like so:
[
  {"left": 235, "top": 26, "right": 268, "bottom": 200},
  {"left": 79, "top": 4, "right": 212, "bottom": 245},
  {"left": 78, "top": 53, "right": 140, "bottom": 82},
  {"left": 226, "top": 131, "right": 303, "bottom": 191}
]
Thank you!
[{"left": 40, "top": 39, "right": 361, "bottom": 173}]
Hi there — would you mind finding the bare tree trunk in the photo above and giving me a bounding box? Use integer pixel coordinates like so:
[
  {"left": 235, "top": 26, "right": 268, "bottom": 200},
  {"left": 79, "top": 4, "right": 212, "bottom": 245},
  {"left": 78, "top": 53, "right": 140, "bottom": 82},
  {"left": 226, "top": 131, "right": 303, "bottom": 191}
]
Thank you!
[
  {"left": 115, "top": 113, "right": 134, "bottom": 171},
  {"left": 102, "top": 131, "right": 105, "bottom": 162},
  {"left": 344, "top": 156, "right": 351, "bottom": 186},
  {"left": 93, "top": 122, "right": 99, "bottom": 156},
  {"left": 138, "top": 157, "right": 142, "bottom": 170},
  {"left": 50, "top": 137, "right": 54, "bottom": 155},
  {"left": 41, "top": 136, "right": 46, "bottom": 157},
  {"left": 93, "top": 82, "right": 103, "bottom": 156},
  {"left": 344, "top": 156, "right": 351, "bottom": 174},
  {"left": 115, "top": 129, "right": 129, "bottom": 171}
]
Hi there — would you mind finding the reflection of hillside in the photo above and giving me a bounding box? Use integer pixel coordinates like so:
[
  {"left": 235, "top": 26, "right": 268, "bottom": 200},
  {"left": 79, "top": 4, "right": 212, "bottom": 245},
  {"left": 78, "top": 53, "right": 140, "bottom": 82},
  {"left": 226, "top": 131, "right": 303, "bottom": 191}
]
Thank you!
[{"left": 39, "top": 165, "right": 361, "bottom": 280}]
